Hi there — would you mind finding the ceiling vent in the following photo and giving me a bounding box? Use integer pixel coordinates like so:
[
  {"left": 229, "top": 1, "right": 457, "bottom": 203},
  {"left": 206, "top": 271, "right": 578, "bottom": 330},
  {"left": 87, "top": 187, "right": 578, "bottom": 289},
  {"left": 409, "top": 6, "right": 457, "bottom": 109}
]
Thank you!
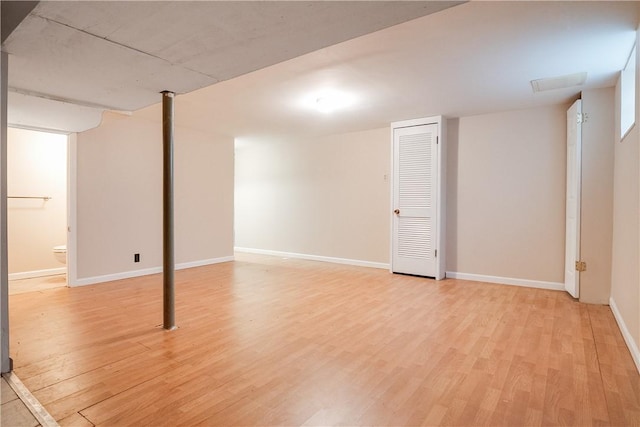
[{"left": 531, "top": 72, "right": 587, "bottom": 93}]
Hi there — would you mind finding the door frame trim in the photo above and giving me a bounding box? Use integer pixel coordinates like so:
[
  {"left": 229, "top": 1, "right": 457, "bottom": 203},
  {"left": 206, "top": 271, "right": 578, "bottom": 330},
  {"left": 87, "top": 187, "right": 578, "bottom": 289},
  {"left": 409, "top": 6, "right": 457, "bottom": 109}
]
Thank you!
[{"left": 564, "top": 99, "right": 582, "bottom": 298}]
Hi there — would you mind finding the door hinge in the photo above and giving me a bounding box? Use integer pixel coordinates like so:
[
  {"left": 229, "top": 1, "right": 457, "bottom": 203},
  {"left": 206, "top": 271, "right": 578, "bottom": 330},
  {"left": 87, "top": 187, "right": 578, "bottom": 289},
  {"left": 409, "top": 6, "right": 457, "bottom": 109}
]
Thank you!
[
  {"left": 575, "top": 261, "right": 587, "bottom": 272},
  {"left": 577, "top": 112, "right": 589, "bottom": 124},
  {"left": 436, "top": 136, "right": 439, "bottom": 144},
  {"left": 435, "top": 249, "right": 437, "bottom": 258}
]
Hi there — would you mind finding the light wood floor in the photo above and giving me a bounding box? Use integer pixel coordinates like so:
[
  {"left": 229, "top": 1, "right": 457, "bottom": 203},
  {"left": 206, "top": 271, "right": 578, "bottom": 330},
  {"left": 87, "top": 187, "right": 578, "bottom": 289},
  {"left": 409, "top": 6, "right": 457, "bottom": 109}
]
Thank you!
[
  {"left": 9, "top": 273, "right": 67, "bottom": 295},
  {"left": 8, "top": 253, "right": 640, "bottom": 426}
]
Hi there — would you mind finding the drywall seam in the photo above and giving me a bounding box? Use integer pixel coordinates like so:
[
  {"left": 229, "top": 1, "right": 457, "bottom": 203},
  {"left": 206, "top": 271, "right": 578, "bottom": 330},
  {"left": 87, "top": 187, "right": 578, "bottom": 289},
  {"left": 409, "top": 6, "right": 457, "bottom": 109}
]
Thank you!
[
  {"left": 446, "top": 271, "right": 564, "bottom": 291},
  {"left": 8, "top": 268, "right": 65, "bottom": 281},
  {"left": 71, "top": 256, "right": 234, "bottom": 287},
  {"left": 235, "top": 247, "right": 389, "bottom": 270},
  {"left": 609, "top": 296, "right": 640, "bottom": 374}
]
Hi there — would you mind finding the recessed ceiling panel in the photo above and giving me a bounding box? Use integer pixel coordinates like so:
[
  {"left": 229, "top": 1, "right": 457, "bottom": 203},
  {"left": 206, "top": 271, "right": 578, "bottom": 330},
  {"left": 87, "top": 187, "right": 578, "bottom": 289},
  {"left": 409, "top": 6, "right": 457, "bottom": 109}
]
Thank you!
[{"left": 531, "top": 72, "right": 588, "bottom": 93}]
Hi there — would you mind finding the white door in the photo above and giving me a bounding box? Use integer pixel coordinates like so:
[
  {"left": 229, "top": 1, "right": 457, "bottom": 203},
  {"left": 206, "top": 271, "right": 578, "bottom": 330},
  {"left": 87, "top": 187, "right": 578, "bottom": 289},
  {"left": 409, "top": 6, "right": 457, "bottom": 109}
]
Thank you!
[
  {"left": 565, "top": 100, "right": 582, "bottom": 298},
  {"left": 392, "top": 124, "right": 438, "bottom": 277}
]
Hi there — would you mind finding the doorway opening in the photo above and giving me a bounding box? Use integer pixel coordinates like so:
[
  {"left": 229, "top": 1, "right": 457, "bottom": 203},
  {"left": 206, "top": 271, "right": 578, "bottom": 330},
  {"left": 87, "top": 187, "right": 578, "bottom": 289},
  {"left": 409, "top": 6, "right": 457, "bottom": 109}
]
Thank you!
[{"left": 7, "top": 127, "right": 69, "bottom": 295}]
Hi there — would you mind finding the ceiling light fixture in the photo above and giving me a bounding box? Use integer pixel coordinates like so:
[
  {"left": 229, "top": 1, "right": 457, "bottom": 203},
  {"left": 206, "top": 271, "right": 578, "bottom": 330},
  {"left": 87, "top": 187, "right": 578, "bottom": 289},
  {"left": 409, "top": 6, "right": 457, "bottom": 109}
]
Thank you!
[
  {"left": 315, "top": 97, "right": 334, "bottom": 113},
  {"left": 314, "top": 91, "right": 354, "bottom": 113},
  {"left": 531, "top": 72, "right": 587, "bottom": 93},
  {"left": 299, "top": 89, "right": 355, "bottom": 114}
]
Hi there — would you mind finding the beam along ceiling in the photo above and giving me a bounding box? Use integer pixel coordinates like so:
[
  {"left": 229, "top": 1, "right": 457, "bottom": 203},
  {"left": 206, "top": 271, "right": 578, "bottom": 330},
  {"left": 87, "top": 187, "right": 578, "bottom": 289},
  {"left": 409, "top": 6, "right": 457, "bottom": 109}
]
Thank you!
[{"left": 3, "top": 0, "right": 462, "bottom": 132}]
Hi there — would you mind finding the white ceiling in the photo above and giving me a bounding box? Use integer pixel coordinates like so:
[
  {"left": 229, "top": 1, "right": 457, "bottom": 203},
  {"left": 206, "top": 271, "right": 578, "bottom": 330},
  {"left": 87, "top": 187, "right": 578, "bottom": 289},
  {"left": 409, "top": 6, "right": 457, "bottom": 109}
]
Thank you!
[
  {"left": 4, "top": 1, "right": 459, "bottom": 110},
  {"left": 4, "top": 1, "right": 640, "bottom": 137}
]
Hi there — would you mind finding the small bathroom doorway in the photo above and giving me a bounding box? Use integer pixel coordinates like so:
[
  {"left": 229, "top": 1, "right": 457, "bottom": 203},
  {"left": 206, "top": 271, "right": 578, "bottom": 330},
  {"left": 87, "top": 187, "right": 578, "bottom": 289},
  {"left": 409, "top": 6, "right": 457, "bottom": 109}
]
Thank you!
[{"left": 7, "top": 127, "right": 68, "bottom": 294}]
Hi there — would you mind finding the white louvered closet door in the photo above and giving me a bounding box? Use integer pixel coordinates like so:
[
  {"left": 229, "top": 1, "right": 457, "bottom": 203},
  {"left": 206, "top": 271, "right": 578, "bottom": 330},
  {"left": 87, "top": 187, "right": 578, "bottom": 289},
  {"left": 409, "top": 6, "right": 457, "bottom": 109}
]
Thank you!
[{"left": 392, "top": 124, "right": 438, "bottom": 277}]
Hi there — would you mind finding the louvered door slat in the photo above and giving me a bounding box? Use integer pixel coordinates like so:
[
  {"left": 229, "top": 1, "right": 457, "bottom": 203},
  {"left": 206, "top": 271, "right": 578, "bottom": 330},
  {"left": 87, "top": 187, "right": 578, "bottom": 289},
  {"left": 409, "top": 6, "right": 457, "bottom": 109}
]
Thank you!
[{"left": 399, "top": 132, "right": 431, "bottom": 210}]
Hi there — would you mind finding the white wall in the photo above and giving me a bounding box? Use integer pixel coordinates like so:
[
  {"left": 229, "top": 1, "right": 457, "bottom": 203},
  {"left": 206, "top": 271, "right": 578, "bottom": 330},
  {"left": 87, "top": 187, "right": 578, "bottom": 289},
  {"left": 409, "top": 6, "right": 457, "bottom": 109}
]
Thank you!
[
  {"left": 236, "top": 105, "right": 568, "bottom": 287},
  {"left": 7, "top": 127, "right": 67, "bottom": 275},
  {"left": 446, "top": 105, "right": 567, "bottom": 284},
  {"left": 235, "top": 128, "right": 390, "bottom": 265},
  {"left": 75, "top": 111, "right": 234, "bottom": 283},
  {"left": 610, "top": 27, "right": 640, "bottom": 372}
]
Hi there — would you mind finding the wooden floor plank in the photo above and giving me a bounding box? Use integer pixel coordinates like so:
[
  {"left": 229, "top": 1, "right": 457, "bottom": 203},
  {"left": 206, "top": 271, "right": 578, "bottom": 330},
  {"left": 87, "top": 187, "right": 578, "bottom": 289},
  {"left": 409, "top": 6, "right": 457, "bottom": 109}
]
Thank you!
[{"left": 8, "top": 253, "right": 640, "bottom": 426}]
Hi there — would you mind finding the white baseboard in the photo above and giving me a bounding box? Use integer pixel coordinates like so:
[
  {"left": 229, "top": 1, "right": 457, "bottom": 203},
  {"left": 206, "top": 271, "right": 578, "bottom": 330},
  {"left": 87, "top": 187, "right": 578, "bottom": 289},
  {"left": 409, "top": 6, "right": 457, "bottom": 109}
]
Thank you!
[
  {"left": 235, "top": 247, "right": 389, "bottom": 270},
  {"left": 70, "top": 256, "right": 235, "bottom": 287},
  {"left": 9, "top": 267, "right": 66, "bottom": 281},
  {"left": 72, "top": 266, "right": 161, "bottom": 287},
  {"left": 445, "top": 271, "right": 564, "bottom": 291},
  {"left": 609, "top": 297, "right": 640, "bottom": 374},
  {"left": 177, "top": 256, "right": 235, "bottom": 270}
]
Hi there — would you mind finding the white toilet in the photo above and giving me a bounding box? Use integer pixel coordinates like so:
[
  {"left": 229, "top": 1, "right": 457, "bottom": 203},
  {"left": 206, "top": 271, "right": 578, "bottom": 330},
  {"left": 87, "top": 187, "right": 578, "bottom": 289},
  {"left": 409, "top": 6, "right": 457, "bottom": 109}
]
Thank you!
[{"left": 53, "top": 245, "right": 67, "bottom": 264}]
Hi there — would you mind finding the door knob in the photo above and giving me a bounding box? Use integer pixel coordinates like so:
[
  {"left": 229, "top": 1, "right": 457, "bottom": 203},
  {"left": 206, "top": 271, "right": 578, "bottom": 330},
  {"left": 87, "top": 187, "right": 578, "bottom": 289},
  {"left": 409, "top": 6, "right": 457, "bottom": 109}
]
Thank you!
[{"left": 394, "top": 209, "right": 400, "bottom": 214}]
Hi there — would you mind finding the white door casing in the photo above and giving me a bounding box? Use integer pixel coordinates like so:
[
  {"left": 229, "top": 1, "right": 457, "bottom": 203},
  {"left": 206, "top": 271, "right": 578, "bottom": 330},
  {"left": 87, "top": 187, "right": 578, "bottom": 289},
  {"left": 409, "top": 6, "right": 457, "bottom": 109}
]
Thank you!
[
  {"left": 391, "top": 122, "right": 439, "bottom": 278},
  {"left": 565, "top": 99, "right": 582, "bottom": 298}
]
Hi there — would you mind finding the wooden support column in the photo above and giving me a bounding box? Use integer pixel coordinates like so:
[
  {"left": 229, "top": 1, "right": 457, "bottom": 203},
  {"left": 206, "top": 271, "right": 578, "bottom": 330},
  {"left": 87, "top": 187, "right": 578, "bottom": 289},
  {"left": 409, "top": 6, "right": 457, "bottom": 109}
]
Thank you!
[{"left": 162, "top": 91, "right": 176, "bottom": 330}]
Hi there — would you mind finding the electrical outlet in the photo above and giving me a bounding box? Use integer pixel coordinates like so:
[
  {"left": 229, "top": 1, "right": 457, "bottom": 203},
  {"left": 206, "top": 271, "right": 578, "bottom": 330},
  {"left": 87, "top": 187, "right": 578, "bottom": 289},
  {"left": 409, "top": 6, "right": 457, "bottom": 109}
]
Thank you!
[{"left": 134, "top": 253, "right": 140, "bottom": 263}]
